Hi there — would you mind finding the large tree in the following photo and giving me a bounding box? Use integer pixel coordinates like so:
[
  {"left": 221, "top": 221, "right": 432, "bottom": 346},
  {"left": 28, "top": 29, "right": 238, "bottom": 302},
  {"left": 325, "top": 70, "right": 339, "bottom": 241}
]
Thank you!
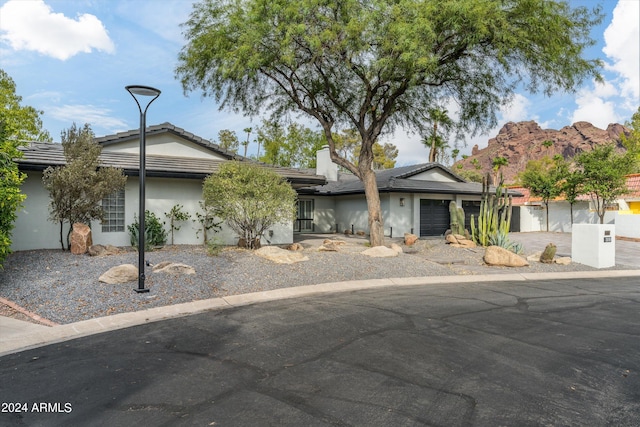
[
  {"left": 574, "top": 144, "right": 634, "bottom": 224},
  {"left": 42, "top": 124, "right": 127, "bottom": 250},
  {"left": 0, "top": 69, "right": 51, "bottom": 267},
  {"left": 176, "top": 0, "right": 602, "bottom": 246},
  {"left": 518, "top": 156, "right": 566, "bottom": 231}
]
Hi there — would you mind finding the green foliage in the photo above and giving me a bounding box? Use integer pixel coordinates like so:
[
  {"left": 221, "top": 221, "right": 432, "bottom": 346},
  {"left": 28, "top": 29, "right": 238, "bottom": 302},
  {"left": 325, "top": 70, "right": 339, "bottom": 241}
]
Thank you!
[
  {"left": 423, "top": 108, "right": 453, "bottom": 163},
  {"left": 448, "top": 201, "right": 465, "bottom": 235},
  {"left": 257, "top": 119, "right": 326, "bottom": 168},
  {"left": 216, "top": 129, "right": 239, "bottom": 153},
  {"left": 176, "top": 0, "right": 603, "bottom": 246},
  {"left": 206, "top": 236, "right": 224, "bottom": 256},
  {"left": 471, "top": 174, "right": 513, "bottom": 247},
  {"left": 193, "top": 200, "right": 223, "bottom": 244},
  {"left": 518, "top": 156, "right": 566, "bottom": 231},
  {"left": 0, "top": 124, "right": 26, "bottom": 268},
  {"left": 42, "top": 123, "right": 127, "bottom": 250},
  {"left": 574, "top": 144, "right": 635, "bottom": 224},
  {"left": 164, "top": 204, "right": 191, "bottom": 245},
  {"left": 488, "top": 229, "right": 523, "bottom": 254},
  {"left": 621, "top": 107, "right": 640, "bottom": 172},
  {"left": 203, "top": 161, "right": 297, "bottom": 249},
  {"left": 128, "top": 211, "right": 167, "bottom": 251},
  {"left": 0, "top": 69, "right": 51, "bottom": 142},
  {"left": 457, "top": 168, "right": 484, "bottom": 183}
]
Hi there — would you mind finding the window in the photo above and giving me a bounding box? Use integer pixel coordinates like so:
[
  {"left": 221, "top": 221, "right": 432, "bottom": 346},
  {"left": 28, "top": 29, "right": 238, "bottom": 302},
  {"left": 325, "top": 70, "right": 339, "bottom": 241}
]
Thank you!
[
  {"left": 296, "top": 199, "right": 314, "bottom": 232},
  {"left": 102, "top": 190, "right": 125, "bottom": 232}
]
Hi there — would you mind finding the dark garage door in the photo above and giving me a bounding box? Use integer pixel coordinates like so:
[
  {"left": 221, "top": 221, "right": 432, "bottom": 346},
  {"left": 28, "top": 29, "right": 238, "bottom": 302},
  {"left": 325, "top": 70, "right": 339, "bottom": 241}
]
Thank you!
[{"left": 419, "top": 199, "right": 450, "bottom": 236}]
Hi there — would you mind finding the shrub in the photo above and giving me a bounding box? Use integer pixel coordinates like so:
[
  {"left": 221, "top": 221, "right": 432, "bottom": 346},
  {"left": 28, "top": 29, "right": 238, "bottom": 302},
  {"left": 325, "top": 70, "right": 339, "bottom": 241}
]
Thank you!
[{"left": 128, "top": 211, "right": 167, "bottom": 250}]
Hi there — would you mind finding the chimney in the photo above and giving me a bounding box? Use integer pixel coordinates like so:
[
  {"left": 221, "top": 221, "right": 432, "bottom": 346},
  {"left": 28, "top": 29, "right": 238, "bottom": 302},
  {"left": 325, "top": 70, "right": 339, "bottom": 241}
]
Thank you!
[{"left": 316, "top": 145, "right": 338, "bottom": 182}]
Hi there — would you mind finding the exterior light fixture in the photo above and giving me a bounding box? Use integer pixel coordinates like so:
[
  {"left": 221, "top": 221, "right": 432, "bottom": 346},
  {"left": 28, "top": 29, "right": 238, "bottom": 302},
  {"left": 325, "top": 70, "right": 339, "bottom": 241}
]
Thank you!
[
  {"left": 400, "top": 198, "right": 405, "bottom": 207},
  {"left": 125, "top": 85, "right": 161, "bottom": 293}
]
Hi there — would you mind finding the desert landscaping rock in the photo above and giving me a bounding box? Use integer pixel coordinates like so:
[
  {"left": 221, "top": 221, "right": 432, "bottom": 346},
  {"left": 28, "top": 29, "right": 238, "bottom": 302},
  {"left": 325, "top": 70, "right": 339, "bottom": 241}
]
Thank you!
[
  {"left": 88, "top": 244, "right": 121, "bottom": 257},
  {"left": 554, "top": 257, "right": 572, "bottom": 265},
  {"left": 98, "top": 264, "right": 138, "bottom": 284},
  {"left": 152, "top": 262, "right": 196, "bottom": 275},
  {"left": 404, "top": 233, "right": 418, "bottom": 246},
  {"left": 484, "top": 246, "right": 529, "bottom": 267},
  {"left": 70, "top": 223, "right": 92, "bottom": 255},
  {"left": 285, "top": 243, "right": 304, "bottom": 251},
  {"left": 390, "top": 243, "right": 403, "bottom": 254},
  {"left": 362, "top": 246, "right": 398, "bottom": 258},
  {"left": 255, "top": 246, "right": 309, "bottom": 264}
]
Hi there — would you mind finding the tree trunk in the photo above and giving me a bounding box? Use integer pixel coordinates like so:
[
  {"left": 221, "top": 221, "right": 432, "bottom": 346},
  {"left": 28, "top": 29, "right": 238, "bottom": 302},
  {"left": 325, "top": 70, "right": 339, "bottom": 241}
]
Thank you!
[
  {"left": 545, "top": 201, "right": 549, "bottom": 232},
  {"left": 59, "top": 220, "right": 65, "bottom": 251},
  {"left": 361, "top": 168, "right": 385, "bottom": 247}
]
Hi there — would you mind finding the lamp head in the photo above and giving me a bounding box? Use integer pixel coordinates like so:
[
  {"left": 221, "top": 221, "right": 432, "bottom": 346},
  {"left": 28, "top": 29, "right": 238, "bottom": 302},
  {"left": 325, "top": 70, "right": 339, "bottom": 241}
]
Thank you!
[{"left": 126, "top": 85, "right": 161, "bottom": 97}]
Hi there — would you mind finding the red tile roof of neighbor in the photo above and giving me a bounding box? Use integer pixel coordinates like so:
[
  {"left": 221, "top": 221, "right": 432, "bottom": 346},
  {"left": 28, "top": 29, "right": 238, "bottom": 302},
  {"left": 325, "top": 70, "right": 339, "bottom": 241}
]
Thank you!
[{"left": 510, "top": 174, "right": 640, "bottom": 205}]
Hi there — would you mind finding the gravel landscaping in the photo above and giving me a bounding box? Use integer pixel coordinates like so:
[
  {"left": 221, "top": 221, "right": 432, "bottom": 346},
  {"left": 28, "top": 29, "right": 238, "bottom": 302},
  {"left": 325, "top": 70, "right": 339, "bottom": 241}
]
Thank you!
[{"left": 0, "top": 235, "right": 631, "bottom": 325}]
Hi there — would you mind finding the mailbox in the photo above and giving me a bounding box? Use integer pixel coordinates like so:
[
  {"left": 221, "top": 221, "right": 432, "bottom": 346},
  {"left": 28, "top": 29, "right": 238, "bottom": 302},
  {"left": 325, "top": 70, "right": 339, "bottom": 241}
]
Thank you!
[{"left": 572, "top": 224, "right": 615, "bottom": 269}]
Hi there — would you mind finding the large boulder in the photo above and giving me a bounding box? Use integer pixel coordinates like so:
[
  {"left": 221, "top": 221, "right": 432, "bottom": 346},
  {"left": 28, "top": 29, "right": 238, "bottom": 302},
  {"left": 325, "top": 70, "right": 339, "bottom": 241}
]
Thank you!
[
  {"left": 99, "top": 264, "right": 138, "bottom": 284},
  {"left": 404, "top": 233, "right": 418, "bottom": 246},
  {"left": 255, "top": 246, "right": 309, "bottom": 264},
  {"left": 362, "top": 246, "right": 399, "bottom": 258},
  {"left": 70, "top": 223, "right": 92, "bottom": 255},
  {"left": 152, "top": 262, "right": 196, "bottom": 275},
  {"left": 390, "top": 243, "right": 403, "bottom": 254},
  {"left": 484, "top": 246, "right": 529, "bottom": 267}
]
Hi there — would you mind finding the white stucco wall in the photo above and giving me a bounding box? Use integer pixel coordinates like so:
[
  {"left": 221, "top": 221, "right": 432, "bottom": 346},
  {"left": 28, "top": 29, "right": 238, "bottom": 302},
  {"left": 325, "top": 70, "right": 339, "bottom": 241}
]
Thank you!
[
  {"left": 11, "top": 172, "right": 293, "bottom": 251},
  {"left": 308, "top": 197, "right": 336, "bottom": 233},
  {"left": 385, "top": 193, "right": 414, "bottom": 237},
  {"left": 614, "top": 213, "right": 640, "bottom": 239},
  {"left": 408, "top": 169, "right": 457, "bottom": 182},
  {"left": 101, "top": 133, "right": 227, "bottom": 160},
  {"left": 517, "top": 201, "right": 618, "bottom": 232},
  {"left": 334, "top": 196, "right": 370, "bottom": 234}
]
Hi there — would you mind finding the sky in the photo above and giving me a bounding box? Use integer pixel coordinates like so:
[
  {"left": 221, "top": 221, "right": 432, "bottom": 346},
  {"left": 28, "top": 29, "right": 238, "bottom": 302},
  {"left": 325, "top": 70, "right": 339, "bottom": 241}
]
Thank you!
[{"left": 1, "top": 0, "right": 638, "bottom": 166}]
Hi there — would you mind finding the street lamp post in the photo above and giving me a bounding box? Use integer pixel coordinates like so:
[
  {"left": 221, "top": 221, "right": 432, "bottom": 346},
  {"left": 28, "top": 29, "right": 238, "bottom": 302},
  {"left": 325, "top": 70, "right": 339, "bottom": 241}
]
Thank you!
[{"left": 126, "top": 85, "right": 161, "bottom": 293}]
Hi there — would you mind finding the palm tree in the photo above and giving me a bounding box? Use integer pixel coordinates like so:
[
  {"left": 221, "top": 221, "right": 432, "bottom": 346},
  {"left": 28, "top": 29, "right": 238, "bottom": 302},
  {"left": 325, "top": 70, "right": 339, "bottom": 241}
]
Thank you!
[
  {"left": 424, "top": 108, "right": 453, "bottom": 163},
  {"left": 492, "top": 156, "right": 508, "bottom": 185},
  {"left": 242, "top": 127, "right": 252, "bottom": 157}
]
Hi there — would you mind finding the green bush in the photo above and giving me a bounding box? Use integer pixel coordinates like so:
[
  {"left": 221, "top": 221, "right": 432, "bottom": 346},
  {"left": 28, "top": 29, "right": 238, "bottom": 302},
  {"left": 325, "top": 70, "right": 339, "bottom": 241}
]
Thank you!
[{"left": 128, "top": 211, "right": 167, "bottom": 250}]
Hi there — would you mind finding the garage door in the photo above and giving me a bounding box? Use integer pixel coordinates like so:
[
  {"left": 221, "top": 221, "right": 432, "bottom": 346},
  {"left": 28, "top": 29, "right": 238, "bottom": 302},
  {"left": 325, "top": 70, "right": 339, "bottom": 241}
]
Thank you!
[{"left": 419, "top": 199, "right": 450, "bottom": 236}]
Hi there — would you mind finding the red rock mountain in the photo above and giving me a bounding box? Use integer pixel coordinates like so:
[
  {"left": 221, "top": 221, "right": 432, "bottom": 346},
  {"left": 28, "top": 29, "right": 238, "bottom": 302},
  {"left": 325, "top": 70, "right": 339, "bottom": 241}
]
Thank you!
[{"left": 454, "top": 121, "right": 629, "bottom": 183}]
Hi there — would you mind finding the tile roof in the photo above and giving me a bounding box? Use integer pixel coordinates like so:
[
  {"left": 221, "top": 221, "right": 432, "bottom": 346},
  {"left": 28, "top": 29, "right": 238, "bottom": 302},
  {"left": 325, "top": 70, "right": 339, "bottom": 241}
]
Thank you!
[
  {"left": 16, "top": 141, "right": 325, "bottom": 187},
  {"left": 302, "top": 163, "right": 522, "bottom": 197}
]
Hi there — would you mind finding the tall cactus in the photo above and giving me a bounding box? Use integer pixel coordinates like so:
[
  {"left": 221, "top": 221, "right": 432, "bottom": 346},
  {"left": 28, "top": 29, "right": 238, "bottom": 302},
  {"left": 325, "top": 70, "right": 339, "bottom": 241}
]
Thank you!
[
  {"left": 470, "top": 173, "right": 513, "bottom": 246},
  {"left": 449, "top": 201, "right": 465, "bottom": 235}
]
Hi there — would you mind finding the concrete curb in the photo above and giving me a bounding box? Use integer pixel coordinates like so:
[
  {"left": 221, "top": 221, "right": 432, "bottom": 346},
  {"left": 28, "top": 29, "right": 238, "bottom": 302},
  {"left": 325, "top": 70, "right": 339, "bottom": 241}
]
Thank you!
[{"left": 2, "top": 270, "right": 639, "bottom": 356}]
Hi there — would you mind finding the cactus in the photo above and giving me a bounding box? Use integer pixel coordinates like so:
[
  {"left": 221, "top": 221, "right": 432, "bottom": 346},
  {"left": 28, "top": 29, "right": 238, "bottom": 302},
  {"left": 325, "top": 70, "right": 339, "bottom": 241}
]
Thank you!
[
  {"left": 470, "top": 173, "right": 513, "bottom": 247},
  {"left": 449, "top": 201, "right": 466, "bottom": 235}
]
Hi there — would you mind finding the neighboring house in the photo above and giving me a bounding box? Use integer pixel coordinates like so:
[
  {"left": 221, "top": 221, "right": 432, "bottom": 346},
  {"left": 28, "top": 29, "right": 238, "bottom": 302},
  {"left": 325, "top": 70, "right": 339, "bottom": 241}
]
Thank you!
[
  {"left": 511, "top": 173, "right": 640, "bottom": 238},
  {"left": 295, "top": 147, "right": 522, "bottom": 238},
  {"left": 12, "top": 123, "right": 325, "bottom": 251}
]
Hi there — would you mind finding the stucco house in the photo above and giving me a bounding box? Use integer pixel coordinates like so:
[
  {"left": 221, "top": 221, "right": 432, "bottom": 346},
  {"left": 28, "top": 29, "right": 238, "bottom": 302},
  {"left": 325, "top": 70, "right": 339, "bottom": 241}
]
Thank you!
[
  {"left": 13, "top": 123, "right": 521, "bottom": 252},
  {"left": 12, "top": 123, "right": 325, "bottom": 251},
  {"left": 297, "top": 146, "right": 521, "bottom": 238}
]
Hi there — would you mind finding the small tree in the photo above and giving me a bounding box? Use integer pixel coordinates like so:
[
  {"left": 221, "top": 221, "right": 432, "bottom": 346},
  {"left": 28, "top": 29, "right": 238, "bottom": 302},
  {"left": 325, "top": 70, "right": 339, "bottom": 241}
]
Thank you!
[
  {"left": 621, "top": 107, "right": 640, "bottom": 172},
  {"left": 518, "top": 156, "right": 566, "bottom": 231},
  {"left": 203, "top": 162, "right": 297, "bottom": 249},
  {"left": 0, "top": 124, "right": 26, "bottom": 267},
  {"left": 165, "top": 204, "right": 191, "bottom": 245},
  {"left": 561, "top": 170, "right": 584, "bottom": 225},
  {"left": 575, "top": 144, "right": 635, "bottom": 224},
  {"left": 217, "top": 129, "right": 239, "bottom": 153},
  {"left": 42, "top": 123, "right": 127, "bottom": 250}
]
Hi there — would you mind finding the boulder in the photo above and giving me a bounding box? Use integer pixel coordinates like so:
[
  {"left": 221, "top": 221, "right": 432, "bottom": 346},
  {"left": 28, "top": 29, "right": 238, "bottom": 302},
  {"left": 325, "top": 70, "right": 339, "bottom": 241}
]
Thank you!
[
  {"left": 88, "top": 244, "right": 120, "bottom": 257},
  {"left": 153, "top": 262, "right": 196, "bottom": 275},
  {"left": 390, "top": 243, "right": 403, "bottom": 254},
  {"left": 99, "top": 264, "right": 138, "bottom": 284},
  {"left": 323, "top": 239, "right": 346, "bottom": 245},
  {"left": 554, "top": 257, "right": 572, "bottom": 265},
  {"left": 540, "top": 243, "right": 557, "bottom": 264},
  {"left": 356, "top": 230, "right": 366, "bottom": 236},
  {"left": 484, "top": 246, "right": 529, "bottom": 267},
  {"left": 404, "top": 233, "right": 418, "bottom": 246},
  {"left": 526, "top": 251, "right": 543, "bottom": 262},
  {"left": 286, "top": 243, "right": 304, "bottom": 251},
  {"left": 255, "top": 246, "right": 309, "bottom": 264},
  {"left": 70, "top": 223, "right": 92, "bottom": 255},
  {"left": 446, "top": 233, "right": 476, "bottom": 248},
  {"left": 362, "top": 246, "right": 398, "bottom": 258},
  {"left": 318, "top": 242, "right": 340, "bottom": 252}
]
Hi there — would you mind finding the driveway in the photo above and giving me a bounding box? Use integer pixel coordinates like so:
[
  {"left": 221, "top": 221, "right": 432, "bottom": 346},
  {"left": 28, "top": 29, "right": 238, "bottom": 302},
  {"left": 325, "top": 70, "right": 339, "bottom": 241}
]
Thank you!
[{"left": 1, "top": 276, "right": 638, "bottom": 426}]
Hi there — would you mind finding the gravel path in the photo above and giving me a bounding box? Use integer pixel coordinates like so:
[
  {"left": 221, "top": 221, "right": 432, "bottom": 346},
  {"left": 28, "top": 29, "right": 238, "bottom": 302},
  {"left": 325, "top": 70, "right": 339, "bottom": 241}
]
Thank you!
[{"left": 0, "top": 236, "right": 630, "bottom": 325}]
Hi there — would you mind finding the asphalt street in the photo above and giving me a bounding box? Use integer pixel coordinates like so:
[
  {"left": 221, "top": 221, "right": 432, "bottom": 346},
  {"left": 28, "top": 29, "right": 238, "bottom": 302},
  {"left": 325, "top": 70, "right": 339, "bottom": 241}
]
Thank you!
[{"left": 1, "top": 276, "right": 639, "bottom": 426}]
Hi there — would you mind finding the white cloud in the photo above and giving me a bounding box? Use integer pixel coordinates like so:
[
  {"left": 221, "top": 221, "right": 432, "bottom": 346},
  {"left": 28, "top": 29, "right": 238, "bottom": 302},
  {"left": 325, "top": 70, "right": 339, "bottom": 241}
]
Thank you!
[
  {"left": 47, "top": 104, "right": 127, "bottom": 131},
  {"left": 499, "top": 94, "right": 532, "bottom": 123},
  {"left": 603, "top": 0, "right": 640, "bottom": 100},
  {"left": 570, "top": 87, "right": 619, "bottom": 127},
  {"left": 0, "top": 0, "right": 115, "bottom": 60}
]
